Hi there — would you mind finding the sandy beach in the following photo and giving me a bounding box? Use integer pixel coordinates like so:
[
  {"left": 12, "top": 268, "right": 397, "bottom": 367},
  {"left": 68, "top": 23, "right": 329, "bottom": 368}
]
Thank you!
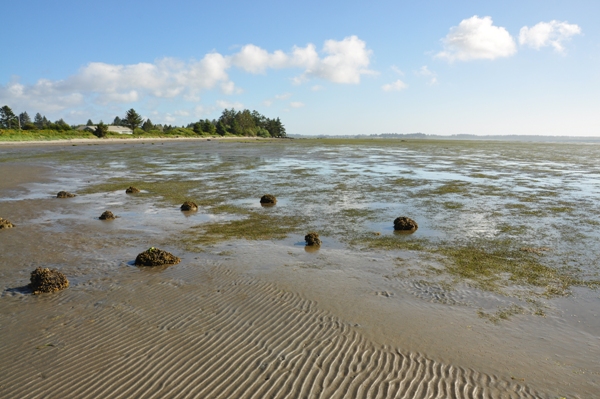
[{"left": 1, "top": 140, "right": 598, "bottom": 398}]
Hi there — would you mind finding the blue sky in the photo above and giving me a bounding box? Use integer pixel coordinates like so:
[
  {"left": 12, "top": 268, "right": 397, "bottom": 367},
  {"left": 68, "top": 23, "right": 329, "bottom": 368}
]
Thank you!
[{"left": 1, "top": 0, "right": 598, "bottom": 136}]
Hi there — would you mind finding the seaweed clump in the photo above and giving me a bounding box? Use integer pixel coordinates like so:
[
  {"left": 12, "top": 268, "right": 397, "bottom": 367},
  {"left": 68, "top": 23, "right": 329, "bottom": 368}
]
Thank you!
[
  {"left": 99, "top": 210, "right": 117, "bottom": 220},
  {"left": 0, "top": 217, "right": 14, "bottom": 229},
  {"left": 135, "top": 247, "right": 181, "bottom": 267},
  {"left": 393, "top": 216, "right": 418, "bottom": 231},
  {"left": 126, "top": 186, "right": 140, "bottom": 194},
  {"left": 305, "top": 232, "right": 322, "bottom": 246},
  {"left": 181, "top": 201, "right": 198, "bottom": 211},
  {"left": 57, "top": 191, "right": 76, "bottom": 198},
  {"left": 260, "top": 194, "right": 277, "bottom": 205},
  {"left": 29, "top": 267, "right": 69, "bottom": 294}
]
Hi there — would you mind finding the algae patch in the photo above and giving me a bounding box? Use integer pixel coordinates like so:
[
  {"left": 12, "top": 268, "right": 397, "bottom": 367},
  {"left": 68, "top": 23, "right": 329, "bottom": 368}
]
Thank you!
[{"left": 179, "top": 211, "right": 306, "bottom": 248}]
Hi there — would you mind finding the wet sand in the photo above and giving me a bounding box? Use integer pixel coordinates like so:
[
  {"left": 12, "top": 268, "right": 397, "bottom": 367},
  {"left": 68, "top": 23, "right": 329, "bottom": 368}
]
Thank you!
[{"left": 1, "top": 141, "right": 599, "bottom": 398}]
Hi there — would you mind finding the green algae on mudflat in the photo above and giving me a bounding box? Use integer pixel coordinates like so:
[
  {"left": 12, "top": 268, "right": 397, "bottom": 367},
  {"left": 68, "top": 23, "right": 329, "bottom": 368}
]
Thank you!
[{"left": 179, "top": 212, "right": 307, "bottom": 249}]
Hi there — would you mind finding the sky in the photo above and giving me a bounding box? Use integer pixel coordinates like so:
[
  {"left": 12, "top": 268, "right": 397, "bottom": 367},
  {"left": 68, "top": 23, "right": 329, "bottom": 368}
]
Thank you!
[{"left": 1, "top": 0, "right": 599, "bottom": 136}]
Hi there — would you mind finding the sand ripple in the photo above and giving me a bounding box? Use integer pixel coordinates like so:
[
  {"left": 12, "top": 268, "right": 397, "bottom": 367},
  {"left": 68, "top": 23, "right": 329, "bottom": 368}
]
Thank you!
[{"left": 0, "top": 263, "right": 545, "bottom": 398}]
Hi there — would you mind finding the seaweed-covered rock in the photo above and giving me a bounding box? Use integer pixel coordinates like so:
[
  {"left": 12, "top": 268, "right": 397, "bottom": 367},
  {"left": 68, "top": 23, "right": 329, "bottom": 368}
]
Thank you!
[
  {"left": 135, "top": 247, "right": 181, "bottom": 267},
  {"left": 56, "top": 191, "right": 76, "bottom": 198},
  {"left": 260, "top": 194, "right": 277, "bottom": 205},
  {"left": 29, "top": 267, "right": 69, "bottom": 294},
  {"left": 305, "top": 232, "right": 322, "bottom": 246},
  {"left": 393, "top": 216, "right": 418, "bottom": 231},
  {"left": 125, "top": 186, "right": 140, "bottom": 194},
  {"left": 99, "top": 210, "right": 116, "bottom": 220},
  {"left": 0, "top": 217, "right": 14, "bottom": 229},
  {"left": 180, "top": 201, "right": 198, "bottom": 211}
]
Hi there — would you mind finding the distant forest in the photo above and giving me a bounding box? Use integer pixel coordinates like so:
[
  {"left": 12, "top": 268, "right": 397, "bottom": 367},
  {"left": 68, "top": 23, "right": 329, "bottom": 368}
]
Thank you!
[{"left": 0, "top": 105, "right": 286, "bottom": 138}]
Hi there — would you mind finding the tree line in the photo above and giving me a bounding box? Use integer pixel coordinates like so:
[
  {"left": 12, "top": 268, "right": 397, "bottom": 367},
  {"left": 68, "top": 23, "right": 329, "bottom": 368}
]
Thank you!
[
  {"left": 0, "top": 106, "right": 71, "bottom": 131},
  {"left": 0, "top": 105, "right": 286, "bottom": 138}
]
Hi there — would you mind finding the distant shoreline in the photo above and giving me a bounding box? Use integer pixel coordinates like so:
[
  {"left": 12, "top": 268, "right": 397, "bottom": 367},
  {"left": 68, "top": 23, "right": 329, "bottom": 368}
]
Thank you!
[{"left": 0, "top": 136, "right": 282, "bottom": 147}]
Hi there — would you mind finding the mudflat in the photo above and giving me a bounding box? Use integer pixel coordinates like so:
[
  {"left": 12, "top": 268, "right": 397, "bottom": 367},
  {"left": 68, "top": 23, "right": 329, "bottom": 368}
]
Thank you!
[{"left": 1, "top": 139, "right": 599, "bottom": 398}]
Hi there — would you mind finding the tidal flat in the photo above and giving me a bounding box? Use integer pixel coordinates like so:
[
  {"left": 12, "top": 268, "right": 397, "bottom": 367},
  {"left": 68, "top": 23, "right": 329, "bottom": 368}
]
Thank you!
[{"left": 0, "top": 138, "right": 599, "bottom": 398}]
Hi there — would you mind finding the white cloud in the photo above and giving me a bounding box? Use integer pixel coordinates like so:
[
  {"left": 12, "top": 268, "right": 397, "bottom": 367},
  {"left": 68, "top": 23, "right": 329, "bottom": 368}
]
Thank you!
[
  {"left": 519, "top": 21, "right": 581, "bottom": 53},
  {"left": 305, "top": 36, "right": 374, "bottom": 83},
  {"left": 0, "top": 53, "right": 233, "bottom": 113},
  {"left": 230, "top": 44, "right": 289, "bottom": 73},
  {"left": 382, "top": 80, "right": 408, "bottom": 92},
  {"left": 415, "top": 66, "right": 438, "bottom": 86},
  {"left": 263, "top": 100, "right": 273, "bottom": 107},
  {"left": 0, "top": 36, "right": 374, "bottom": 115},
  {"left": 290, "top": 101, "right": 305, "bottom": 108},
  {"left": 436, "top": 16, "right": 517, "bottom": 62},
  {"left": 231, "top": 36, "right": 374, "bottom": 84},
  {"left": 311, "top": 85, "right": 324, "bottom": 91}
]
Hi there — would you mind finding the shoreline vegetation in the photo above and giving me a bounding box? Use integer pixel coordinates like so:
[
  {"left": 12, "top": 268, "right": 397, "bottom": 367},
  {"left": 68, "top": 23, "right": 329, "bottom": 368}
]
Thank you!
[{"left": 0, "top": 105, "right": 287, "bottom": 142}]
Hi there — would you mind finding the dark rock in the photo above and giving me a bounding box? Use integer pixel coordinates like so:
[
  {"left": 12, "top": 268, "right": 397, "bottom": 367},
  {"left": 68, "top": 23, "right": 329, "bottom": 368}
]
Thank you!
[
  {"left": 0, "top": 217, "right": 14, "bottom": 229},
  {"left": 29, "top": 267, "right": 69, "bottom": 294},
  {"left": 125, "top": 186, "right": 140, "bottom": 194},
  {"left": 305, "top": 232, "right": 322, "bottom": 246},
  {"left": 135, "top": 247, "right": 181, "bottom": 267},
  {"left": 393, "top": 216, "right": 418, "bottom": 231},
  {"left": 99, "top": 210, "right": 116, "bottom": 220},
  {"left": 56, "top": 191, "right": 76, "bottom": 198},
  {"left": 180, "top": 201, "right": 198, "bottom": 211},
  {"left": 260, "top": 194, "right": 277, "bottom": 205}
]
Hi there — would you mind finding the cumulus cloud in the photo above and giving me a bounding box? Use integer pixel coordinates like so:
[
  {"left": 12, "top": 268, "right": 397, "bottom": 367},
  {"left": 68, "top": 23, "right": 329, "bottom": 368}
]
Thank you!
[
  {"left": 0, "top": 36, "right": 374, "bottom": 115},
  {"left": 231, "top": 36, "right": 374, "bottom": 84},
  {"left": 519, "top": 21, "right": 581, "bottom": 52},
  {"left": 382, "top": 80, "right": 408, "bottom": 92},
  {"left": 230, "top": 44, "right": 289, "bottom": 73},
  {"left": 290, "top": 101, "right": 305, "bottom": 108},
  {"left": 305, "top": 36, "right": 374, "bottom": 83},
  {"left": 436, "top": 16, "right": 517, "bottom": 62}
]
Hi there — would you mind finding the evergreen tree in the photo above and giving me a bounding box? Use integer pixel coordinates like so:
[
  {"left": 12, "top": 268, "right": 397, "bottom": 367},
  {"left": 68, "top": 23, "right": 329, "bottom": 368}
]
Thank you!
[
  {"left": 0, "top": 105, "right": 18, "bottom": 129},
  {"left": 123, "top": 109, "right": 143, "bottom": 133},
  {"left": 216, "top": 121, "right": 227, "bottom": 136},
  {"left": 192, "top": 122, "right": 203, "bottom": 134},
  {"left": 94, "top": 121, "right": 109, "bottom": 138},
  {"left": 231, "top": 119, "right": 244, "bottom": 136},
  {"left": 19, "top": 111, "right": 31, "bottom": 127},
  {"left": 86, "top": 119, "right": 94, "bottom": 126},
  {"left": 55, "top": 119, "right": 70, "bottom": 131},
  {"left": 142, "top": 119, "right": 154, "bottom": 132},
  {"left": 236, "top": 109, "right": 256, "bottom": 134},
  {"left": 34, "top": 113, "right": 45, "bottom": 129},
  {"left": 266, "top": 117, "right": 286, "bottom": 137},
  {"left": 202, "top": 120, "right": 216, "bottom": 135},
  {"left": 113, "top": 116, "right": 122, "bottom": 126}
]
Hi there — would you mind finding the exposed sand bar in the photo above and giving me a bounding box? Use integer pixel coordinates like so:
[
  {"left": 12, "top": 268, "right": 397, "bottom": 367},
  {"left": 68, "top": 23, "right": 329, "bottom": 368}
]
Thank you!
[{"left": 1, "top": 141, "right": 598, "bottom": 398}]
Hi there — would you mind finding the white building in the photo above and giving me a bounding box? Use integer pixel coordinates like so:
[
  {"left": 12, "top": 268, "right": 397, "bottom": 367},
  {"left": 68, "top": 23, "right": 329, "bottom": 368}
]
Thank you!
[{"left": 77, "top": 125, "right": 133, "bottom": 134}]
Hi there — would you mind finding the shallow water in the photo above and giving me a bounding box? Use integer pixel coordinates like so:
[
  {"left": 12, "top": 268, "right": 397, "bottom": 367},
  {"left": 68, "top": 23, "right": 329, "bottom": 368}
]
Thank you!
[{"left": 1, "top": 139, "right": 599, "bottom": 398}]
